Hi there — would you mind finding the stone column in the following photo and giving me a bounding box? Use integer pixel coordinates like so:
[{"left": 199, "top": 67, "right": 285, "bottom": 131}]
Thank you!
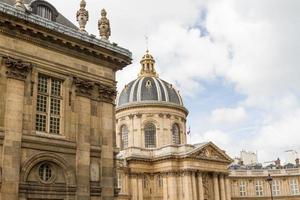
[
  {"left": 225, "top": 176, "right": 231, "bottom": 200},
  {"left": 183, "top": 171, "right": 193, "bottom": 200},
  {"left": 129, "top": 114, "right": 134, "bottom": 147},
  {"left": 197, "top": 172, "right": 204, "bottom": 200},
  {"left": 191, "top": 172, "right": 197, "bottom": 200},
  {"left": 137, "top": 175, "right": 144, "bottom": 200},
  {"left": 74, "top": 78, "right": 92, "bottom": 200},
  {"left": 220, "top": 174, "right": 226, "bottom": 200},
  {"left": 1, "top": 56, "right": 31, "bottom": 200},
  {"left": 169, "top": 174, "right": 178, "bottom": 200},
  {"left": 213, "top": 173, "right": 220, "bottom": 200},
  {"left": 130, "top": 175, "right": 138, "bottom": 200},
  {"left": 163, "top": 175, "right": 169, "bottom": 200}
]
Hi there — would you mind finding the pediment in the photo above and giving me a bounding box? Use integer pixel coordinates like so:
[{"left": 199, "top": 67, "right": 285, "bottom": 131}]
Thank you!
[{"left": 188, "top": 142, "right": 233, "bottom": 163}]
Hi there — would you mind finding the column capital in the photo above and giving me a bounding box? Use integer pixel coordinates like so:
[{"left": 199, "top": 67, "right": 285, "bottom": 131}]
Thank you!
[
  {"left": 73, "top": 77, "right": 94, "bottom": 98},
  {"left": 97, "top": 83, "right": 116, "bottom": 104},
  {"left": 3, "top": 56, "right": 32, "bottom": 81}
]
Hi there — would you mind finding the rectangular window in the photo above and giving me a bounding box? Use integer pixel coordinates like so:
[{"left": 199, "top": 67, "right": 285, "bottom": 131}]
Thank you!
[
  {"left": 290, "top": 179, "right": 299, "bottom": 195},
  {"left": 239, "top": 181, "right": 246, "bottom": 196},
  {"left": 36, "top": 75, "right": 62, "bottom": 134},
  {"left": 255, "top": 180, "right": 263, "bottom": 196},
  {"left": 272, "top": 180, "right": 281, "bottom": 196}
]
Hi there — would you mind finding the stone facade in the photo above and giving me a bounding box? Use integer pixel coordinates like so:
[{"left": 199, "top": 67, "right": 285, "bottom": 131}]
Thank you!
[
  {"left": 115, "top": 51, "right": 233, "bottom": 200},
  {"left": 229, "top": 168, "right": 300, "bottom": 199},
  {"left": 0, "top": 1, "right": 131, "bottom": 200}
]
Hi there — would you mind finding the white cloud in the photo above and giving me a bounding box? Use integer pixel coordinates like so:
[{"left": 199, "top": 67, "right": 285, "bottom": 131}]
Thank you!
[
  {"left": 46, "top": 0, "right": 300, "bottom": 161},
  {"left": 211, "top": 107, "right": 247, "bottom": 124}
]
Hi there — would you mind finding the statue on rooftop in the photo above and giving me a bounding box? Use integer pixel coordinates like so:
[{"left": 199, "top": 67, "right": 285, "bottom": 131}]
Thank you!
[
  {"left": 15, "top": 0, "right": 26, "bottom": 11},
  {"left": 76, "top": 0, "right": 89, "bottom": 33},
  {"left": 98, "top": 9, "right": 111, "bottom": 40}
]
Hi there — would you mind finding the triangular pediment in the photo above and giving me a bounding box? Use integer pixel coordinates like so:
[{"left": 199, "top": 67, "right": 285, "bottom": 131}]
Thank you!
[{"left": 188, "top": 142, "right": 233, "bottom": 163}]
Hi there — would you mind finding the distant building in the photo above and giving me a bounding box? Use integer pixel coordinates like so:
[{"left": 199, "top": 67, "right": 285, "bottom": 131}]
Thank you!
[
  {"left": 229, "top": 158, "right": 300, "bottom": 199},
  {"left": 240, "top": 150, "right": 258, "bottom": 165}
]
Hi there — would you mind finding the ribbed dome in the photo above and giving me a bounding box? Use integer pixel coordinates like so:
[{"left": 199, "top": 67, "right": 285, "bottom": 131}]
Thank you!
[
  {"left": 117, "top": 76, "right": 183, "bottom": 107},
  {"left": 117, "top": 50, "right": 184, "bottom": 108}
]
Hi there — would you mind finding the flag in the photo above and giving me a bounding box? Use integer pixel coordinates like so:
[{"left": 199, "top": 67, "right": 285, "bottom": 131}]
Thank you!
[{"left": 187, "top": 126, "right": 191, "bottom": 135}]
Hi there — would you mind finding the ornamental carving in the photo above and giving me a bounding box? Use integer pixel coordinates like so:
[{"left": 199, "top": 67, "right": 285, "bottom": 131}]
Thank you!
[
  {"left": 76, "top": 0, "right": 89, "bottom": 33},
  {"left": 3, "top": 56, "right": 32, "bottom": 80},
  {"left": 195, "top": 147, "right": 223, "bottom": 160},
  {"left": 73, "top": 77, "right": 94, "bottom": 97},
  {"left": 98, "top": 9, "right": 111, "bottom": 40},
  {"left": 98, "top": 84, "right": 116, "bottom": 103}
]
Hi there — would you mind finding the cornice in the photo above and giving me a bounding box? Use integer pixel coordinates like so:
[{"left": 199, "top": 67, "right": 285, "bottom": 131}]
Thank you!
[
  {"left": 116, "top": 102, "right": 189, "bottom": 116},
  {"left": 125, "top": 154, "right": 231, "bottom": 164},
  {"left": 0, "top": 3, "right": 132, "bottom": 70}
]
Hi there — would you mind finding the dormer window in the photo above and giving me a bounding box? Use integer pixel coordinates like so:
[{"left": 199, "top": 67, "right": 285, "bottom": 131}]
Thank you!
[
  {"left": 37, "top": 5, "right": 52, "bottom": 20},
  {"left": 31, "top": 0, "right": 59, "bottom": 22}
]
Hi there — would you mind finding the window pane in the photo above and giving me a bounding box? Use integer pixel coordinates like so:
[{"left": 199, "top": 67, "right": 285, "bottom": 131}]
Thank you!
[
  {"left": 50, "top": 116, "right": 60, "bottom": 134},
  {"left": 39, "top": 163, "right": 52, "bottom": 182},
  {"left": 37, "top": 94, "right": 47, "bottom": 113},
  {"left": 290, "top": 179, "right": 299, "bottom": 195},
  {"left": 239, "top": 181, "right": 246, "bottom": 196},
  {"left": 50, "top": 98, "right": 61, "bottom": 115},
  {"left": 36, "top": 114, "right": 46, "bottom": 132},
  {"left": 145, "top": 123, "right": 156, "bottom": 148},
  {"left": 38, "top": 76, "right": 48, "bottom": 93},
  {"left": 51, "top": 79, "right": 61, "bottom": 96}
]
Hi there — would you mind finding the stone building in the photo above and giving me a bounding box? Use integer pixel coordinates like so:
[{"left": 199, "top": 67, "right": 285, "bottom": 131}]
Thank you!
[
  {"left": 229, "top": 166, "right": 300, "bottom": 199},
  {"left": 0, "top": 0, "right": 131, "bottom": 199},
  {"left": 115, "top": 50, "right": 233, "bottom": 200}
]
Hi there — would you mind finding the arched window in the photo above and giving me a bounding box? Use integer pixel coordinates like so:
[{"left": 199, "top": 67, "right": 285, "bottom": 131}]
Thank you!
[
  {"left": 31, "top": 1, "right": 59, "bottom": 22},
  {"left": 144, "top": 123, "right": 156, "bottom": 148},
  {"left": 172, "top": 123, "right": 181, "bottom": 145},
  {"left": 120, "top": 125, "right": 128, "bottom": 149}
]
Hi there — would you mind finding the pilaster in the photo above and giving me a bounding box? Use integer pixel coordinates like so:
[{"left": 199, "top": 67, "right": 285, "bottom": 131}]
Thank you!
[
  {"left": 74, "top": 78, "right": 92, "bottom": 200},
  {"left": 1, "top": 56, "right": 32, "bottom": 200}
]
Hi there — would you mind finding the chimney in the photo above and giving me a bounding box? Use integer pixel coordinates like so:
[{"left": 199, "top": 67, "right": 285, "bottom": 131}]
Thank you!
[
  {"left": 275, "top": 158, "right": 281, "bottom": 168},
  {"left": 296, "top": 158, "right": 299, "bottom": 166}
]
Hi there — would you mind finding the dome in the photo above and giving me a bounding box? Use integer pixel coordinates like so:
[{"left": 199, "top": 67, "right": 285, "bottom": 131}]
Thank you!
[
  {"left": 117, "top": 76, "right": 183, "bottom": 107},
  {"left": 117, "top": 50, "right": 184, "bottom": 107}
]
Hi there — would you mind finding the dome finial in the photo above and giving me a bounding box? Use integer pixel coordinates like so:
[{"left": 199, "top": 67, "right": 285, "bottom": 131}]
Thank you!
[{"left": 139, "top": 49, "right": 157, "bottom": 77}]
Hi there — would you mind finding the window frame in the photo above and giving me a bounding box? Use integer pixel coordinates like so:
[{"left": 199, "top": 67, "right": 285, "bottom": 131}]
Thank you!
[
  {"left": 272, "top": 179, "right": 281, "bottom": 196},
  {"left": 290, "top": 178, "right": 299, "bottom": 195},
  {"left": 239, "top": 181, "right": 247, "bottom": 196},
  {"left": 144, "top": 123, "right": 156, "bottom": 148},
  {"left": 172, "top": 123, "right": 181, "bottom": 145},
  {"left": 255, "top": 180, "right": 263, "bottom": 196},
  {"left": 34, "top": 72, "right": 65, "bottom": 136}
]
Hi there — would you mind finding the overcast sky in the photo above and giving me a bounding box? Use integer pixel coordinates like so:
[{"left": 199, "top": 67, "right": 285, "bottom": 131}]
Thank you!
[{"left": 47, "top": 0, "right": 300, "bottom": 163}]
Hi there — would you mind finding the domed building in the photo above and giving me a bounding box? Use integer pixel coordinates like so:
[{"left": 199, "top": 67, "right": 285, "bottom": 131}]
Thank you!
[{"left": 116, "top": 51, "right": 233, "bottom": 200}]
